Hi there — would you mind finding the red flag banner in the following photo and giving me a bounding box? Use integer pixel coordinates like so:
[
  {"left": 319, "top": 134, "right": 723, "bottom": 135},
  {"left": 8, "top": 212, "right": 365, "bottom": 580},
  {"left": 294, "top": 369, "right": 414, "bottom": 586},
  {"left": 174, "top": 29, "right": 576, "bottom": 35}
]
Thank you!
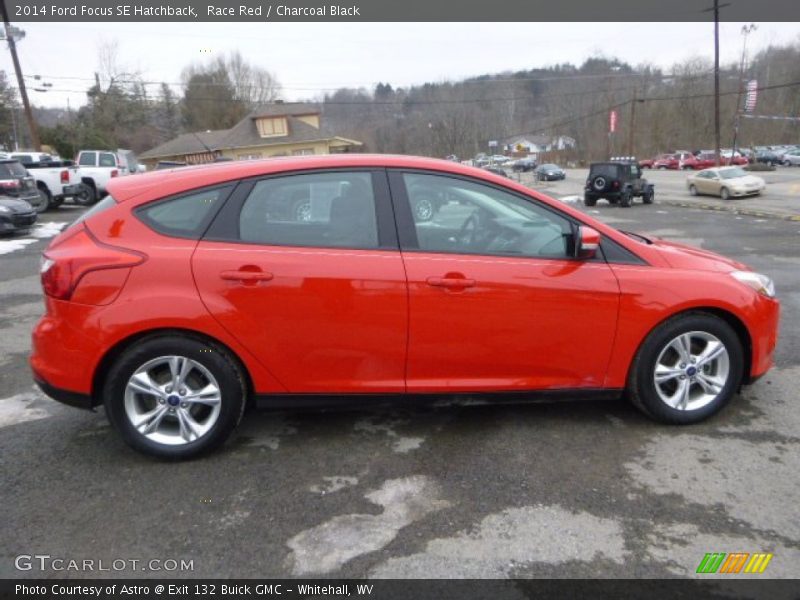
[{"left": 609, "top": 110, "right": 618, "bottom": 133}]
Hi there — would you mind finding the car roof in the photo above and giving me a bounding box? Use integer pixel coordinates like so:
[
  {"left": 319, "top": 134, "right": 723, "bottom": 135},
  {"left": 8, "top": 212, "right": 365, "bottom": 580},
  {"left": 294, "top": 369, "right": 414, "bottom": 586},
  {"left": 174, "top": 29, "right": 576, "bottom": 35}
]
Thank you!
[{"left": 107, "top": 154, "right": 520, "bottom": 203}]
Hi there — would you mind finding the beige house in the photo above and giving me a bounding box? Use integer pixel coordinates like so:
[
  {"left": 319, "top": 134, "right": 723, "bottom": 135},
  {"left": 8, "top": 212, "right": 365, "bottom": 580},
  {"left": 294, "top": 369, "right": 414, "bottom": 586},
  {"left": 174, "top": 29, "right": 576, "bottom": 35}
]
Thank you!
[{"left": 139, "top": 102, "right": 362, "bottom": 167}]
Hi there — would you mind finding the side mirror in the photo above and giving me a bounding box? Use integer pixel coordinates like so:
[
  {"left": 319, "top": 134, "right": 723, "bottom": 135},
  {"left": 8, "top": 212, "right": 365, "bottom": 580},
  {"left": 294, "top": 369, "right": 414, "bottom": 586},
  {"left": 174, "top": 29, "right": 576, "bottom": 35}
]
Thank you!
[{"left": 575, "top": 225, "right": 601, "bottom": 259}]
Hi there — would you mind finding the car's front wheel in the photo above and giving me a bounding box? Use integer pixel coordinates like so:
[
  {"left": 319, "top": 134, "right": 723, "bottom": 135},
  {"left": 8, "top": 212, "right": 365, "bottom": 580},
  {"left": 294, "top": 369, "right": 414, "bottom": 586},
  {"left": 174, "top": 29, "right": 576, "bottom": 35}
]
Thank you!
[
  {"left": 689, "top": 184, "right": 698, "bottom": 196},
  {"left": 720, "top": 187, "right": 730, "bottom": 200},
  {"left": 628, "top": 312, "right": 743, "bottom": 424},
  {"left": 104, "top": 335, "right": 247, "bottom": 459}
]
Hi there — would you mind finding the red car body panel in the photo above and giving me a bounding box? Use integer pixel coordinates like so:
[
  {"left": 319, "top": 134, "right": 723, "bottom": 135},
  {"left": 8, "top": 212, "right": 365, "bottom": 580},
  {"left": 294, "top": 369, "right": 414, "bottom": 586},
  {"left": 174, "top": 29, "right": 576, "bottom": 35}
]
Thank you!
[
  {"left": 401, "top": 252, "right": 620, "bottom": 391},
  {"left": 30, "top": 155, "right": 779, "bottom": 403}
]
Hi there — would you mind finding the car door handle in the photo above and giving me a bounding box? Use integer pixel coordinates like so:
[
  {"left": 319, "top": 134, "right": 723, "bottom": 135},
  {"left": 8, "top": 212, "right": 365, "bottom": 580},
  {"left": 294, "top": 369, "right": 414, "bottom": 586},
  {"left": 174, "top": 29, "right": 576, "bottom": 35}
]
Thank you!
[
  {"left": 426, "top": 276, "right": 476, "bottom": 288},
  {"left": 220, "top": 270, "right": 274, "bottom": 282}
]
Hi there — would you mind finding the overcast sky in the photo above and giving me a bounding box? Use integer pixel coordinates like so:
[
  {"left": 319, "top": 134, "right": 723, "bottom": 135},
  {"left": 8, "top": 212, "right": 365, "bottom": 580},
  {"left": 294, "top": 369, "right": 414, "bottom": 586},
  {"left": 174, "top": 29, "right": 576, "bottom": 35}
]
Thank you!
[{"left": 2, "top": 22, "right": 798, "bottom": 108}]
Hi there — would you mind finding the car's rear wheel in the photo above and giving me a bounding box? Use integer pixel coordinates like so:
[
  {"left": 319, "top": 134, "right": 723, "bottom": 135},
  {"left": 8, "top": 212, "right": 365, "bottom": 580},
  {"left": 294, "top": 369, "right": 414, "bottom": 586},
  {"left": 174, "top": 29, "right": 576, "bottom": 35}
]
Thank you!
[
  {"left": 583, "top": 195, "right": 597, "bottom": 207},
  {"left": 643, "top": 188, "right": 654, "bottom": 204},
  {"left": 628, "top": 313, "right": 743, "bottom": 424},
  {"left": 720, "top": 187, "right": 730, "bottom": 200},
  {"left": 689, "top": 184, "right": 698, "bottom": 196},
  {"left": 620, "top": 191, "right": 632, "bottom": 207},
  {"left": 104, "top": 335, "right": 247, "bottom": 459}
]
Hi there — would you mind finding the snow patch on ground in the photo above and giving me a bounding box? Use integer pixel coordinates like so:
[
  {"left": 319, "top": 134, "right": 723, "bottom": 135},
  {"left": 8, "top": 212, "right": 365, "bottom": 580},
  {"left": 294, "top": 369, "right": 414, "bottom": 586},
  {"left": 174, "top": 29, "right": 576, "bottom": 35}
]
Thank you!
[{"left": 287, "top": 476, "right": 449, "bottom": 575}]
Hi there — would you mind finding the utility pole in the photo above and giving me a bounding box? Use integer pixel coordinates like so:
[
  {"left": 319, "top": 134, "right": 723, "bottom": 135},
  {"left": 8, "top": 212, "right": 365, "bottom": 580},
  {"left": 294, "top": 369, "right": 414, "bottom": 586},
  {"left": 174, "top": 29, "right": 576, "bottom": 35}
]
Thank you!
[
  {"left": 703, "top": 0, "right": 730, "bottom": 167},
  {"left": 731, "top": 24, "right": 757, "bottom": 156},
  {"left": 0, "top": 2, "right": 40, "bottom": 150},
  {"left": 628, "top": 88, "right": 641, "bottom": 157}
]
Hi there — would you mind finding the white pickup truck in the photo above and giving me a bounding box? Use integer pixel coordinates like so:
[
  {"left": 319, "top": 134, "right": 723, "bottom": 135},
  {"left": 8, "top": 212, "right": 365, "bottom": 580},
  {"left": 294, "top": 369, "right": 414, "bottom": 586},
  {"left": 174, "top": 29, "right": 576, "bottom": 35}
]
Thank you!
[
  {"left": 75, "top": 149, "right": 140, "bottom": 203},
  {"left": 7, "top": 151, "right": 85, "bottom": 210}
]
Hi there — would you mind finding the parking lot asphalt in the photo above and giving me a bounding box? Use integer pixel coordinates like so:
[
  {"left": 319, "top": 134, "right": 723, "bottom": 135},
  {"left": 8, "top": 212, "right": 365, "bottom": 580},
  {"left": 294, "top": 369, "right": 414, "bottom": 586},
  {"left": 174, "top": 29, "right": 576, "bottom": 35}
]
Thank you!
[{"left": 1, "top": 194, "right": 798, "bottom": 580}]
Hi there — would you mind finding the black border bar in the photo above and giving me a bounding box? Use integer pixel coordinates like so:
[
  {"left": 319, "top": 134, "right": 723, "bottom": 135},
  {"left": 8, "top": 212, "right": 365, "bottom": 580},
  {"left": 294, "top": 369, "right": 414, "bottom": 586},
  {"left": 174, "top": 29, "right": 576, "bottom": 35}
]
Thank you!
[{"left": 3, "top": 0, "right": 799, "bottom": 22}]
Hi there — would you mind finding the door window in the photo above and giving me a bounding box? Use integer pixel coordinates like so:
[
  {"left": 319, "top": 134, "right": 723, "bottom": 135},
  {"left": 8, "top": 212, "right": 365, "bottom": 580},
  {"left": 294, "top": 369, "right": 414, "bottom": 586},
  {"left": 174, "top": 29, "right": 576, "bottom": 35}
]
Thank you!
[
  {"left": 78, "top": 152, "right": 96, "bottom": 166},
  {"left": 99, "top": 153, "right": 117, "bottom": 167},
  {"left": 239, "top": 172, "right": 379, "bottom": 249},
  {"left": 402, "top": 173, "right": 572, "bottom": 259}
]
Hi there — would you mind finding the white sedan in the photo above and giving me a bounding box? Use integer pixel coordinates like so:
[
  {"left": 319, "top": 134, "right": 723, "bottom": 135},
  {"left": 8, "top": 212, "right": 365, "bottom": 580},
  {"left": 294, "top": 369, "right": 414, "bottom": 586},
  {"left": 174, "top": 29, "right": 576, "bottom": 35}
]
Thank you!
[{"left": 687, "top": 167, "right": 765, "bottom": 200}]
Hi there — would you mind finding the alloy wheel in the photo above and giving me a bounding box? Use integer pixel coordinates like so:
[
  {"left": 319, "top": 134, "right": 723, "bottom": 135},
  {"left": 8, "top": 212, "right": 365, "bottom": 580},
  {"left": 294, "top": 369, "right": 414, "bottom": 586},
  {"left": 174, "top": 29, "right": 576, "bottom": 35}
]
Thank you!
[
  {"left": 124, "top": 355, "right": 222, "bottom": 445},
  {"left": 653, "top": 331, "right": 730, "bottom": 411}
]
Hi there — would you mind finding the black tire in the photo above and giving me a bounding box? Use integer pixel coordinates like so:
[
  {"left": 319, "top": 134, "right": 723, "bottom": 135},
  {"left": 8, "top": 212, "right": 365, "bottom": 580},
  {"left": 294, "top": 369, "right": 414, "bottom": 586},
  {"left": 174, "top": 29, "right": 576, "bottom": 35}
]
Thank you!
[
  {"left": 103, "top": 335, "right": 247, "bottom": 459},
  {"left": 37, "top": 185, "right": 54, "bottom": 211},
  {"left": 643, "top": 188, "right": 654, "bottom": 204},
  {"left": 592, "top": 176, "right": 607, "bottom": 191},
  {"left": 583, "top": 195, "right": 597, "bottom": 207},
  {"left": 50, "top": 197, "right": 64, "bottom": 209},
  {"left": 628, "top": 312, "right": 743, "bottom": 424},
  {"left": 689, "top": 184, "right": 698, "bottom": 196},
  {"left": 620, "top": 191, "right": 632, "bottom": 207},
  {"left": 73, "top": 183, "right": 97, "bottom": 206},
  {"left": 720, "top": 187, "right": 730, "bottom": 200}
]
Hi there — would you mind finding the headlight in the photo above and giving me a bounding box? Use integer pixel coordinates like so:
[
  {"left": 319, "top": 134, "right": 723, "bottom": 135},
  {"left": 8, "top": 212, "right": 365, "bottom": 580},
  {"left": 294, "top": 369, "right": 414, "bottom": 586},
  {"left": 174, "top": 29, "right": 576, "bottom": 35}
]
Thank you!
[
  {"left": 731, "top": 271, "right": 775, "bottom": 298},
  {"left": 0, "top": 205, "right": 10, "bottom": 213}
]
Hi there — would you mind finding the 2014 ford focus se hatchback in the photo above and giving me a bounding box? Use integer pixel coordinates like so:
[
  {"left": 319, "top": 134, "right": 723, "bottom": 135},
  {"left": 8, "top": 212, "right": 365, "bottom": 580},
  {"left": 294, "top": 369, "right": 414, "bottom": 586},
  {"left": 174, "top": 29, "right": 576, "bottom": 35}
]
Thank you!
[{"left": 31, "top": 155, "right": 779, "bottom": 458}]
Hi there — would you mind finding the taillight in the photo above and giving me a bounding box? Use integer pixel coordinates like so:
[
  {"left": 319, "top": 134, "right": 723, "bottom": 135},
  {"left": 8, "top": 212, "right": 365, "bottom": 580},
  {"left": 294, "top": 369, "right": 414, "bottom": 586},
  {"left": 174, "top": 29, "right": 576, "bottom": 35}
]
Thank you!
[
  {"left": 60, "top": 169, "right": 69, "bottom": 184},
  {"left": 613, "top": 181, "right": 620, "bottom": 188},
  {"left": 0, "top": 179, "right": 20, "bottom": 190},
  {"left": 111, "top": 169, "right": 119, "bottom": 178},
  {"left": 40, "top": 225, "right": 146, "bottom": 300}
]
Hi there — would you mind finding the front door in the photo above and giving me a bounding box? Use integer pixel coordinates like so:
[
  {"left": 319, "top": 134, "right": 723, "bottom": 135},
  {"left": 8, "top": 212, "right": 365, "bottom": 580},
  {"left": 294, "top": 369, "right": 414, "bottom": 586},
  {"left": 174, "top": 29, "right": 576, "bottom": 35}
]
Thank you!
[
  {"left": 192, "top": 170, "right": 408, "bottom": 393},
  {"left": 391, "top": 171, "right": 621, "bottom": 392}
]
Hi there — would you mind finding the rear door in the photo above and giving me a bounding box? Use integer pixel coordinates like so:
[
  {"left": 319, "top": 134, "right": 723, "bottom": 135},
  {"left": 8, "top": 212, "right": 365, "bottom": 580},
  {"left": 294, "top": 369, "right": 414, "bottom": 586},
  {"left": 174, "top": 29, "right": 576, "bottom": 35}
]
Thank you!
[
  {"left": 389, "top": 170, "right": 620, "bottom": 392},
  {"left": 192, "top": 169, "right": 408, "bottom": 393}
]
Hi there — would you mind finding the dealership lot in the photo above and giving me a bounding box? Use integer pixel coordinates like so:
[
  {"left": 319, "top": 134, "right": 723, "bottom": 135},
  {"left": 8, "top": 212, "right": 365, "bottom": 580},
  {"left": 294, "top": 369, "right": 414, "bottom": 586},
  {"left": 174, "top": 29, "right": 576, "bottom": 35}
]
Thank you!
[{"left": 1, "top": 194, "right": 798, "bottom": 578}]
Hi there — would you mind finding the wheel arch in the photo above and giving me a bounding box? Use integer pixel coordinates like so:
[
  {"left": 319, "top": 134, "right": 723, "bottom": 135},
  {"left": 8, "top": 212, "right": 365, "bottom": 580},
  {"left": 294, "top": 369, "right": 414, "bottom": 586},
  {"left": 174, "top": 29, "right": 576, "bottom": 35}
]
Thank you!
[
  {"left": 626, "top": 306, "right": 753, "bottom": 386},
  {"left": 90, "top": 327, "right": 255, "bottom": 408}
]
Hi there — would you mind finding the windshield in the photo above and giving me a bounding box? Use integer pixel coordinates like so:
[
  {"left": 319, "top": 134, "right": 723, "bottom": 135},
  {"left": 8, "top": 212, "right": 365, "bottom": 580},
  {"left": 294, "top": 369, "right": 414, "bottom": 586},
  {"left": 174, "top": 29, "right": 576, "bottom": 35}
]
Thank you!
[
  {"left": 720, "top": 168, "right": 747, "bottom": 179},
  {"left": 0, "top": 162, "right": 27, "bottom": 178},
  {"left": 540, "top": 164, "right": 559, "bottom": 170}
]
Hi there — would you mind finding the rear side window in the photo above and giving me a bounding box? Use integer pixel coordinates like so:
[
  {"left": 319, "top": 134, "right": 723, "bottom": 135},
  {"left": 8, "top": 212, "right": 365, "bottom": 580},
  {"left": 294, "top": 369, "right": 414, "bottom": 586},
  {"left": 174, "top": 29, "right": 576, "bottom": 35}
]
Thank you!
[
  {"left": 137, "top": 186, "right": 232, "bottom": 239},
  {"left": 0, "top": 161, "right": 27, "bottom": 178},
  {"left": 99, "top": 153, "right": 117, "bottom": 167},
  {"left": 78, "top": 152, "right": 96, "bottom": 166}
]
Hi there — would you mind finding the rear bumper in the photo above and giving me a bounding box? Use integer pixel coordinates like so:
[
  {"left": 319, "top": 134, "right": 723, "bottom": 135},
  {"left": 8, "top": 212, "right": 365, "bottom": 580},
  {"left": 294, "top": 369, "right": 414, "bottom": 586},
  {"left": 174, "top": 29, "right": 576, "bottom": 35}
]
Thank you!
[
  {"left": 30, "top": 301, "right": 105, "bottom": 398},
  {"left": 33, "top": 373, "right": 93, "bottom": 410}
]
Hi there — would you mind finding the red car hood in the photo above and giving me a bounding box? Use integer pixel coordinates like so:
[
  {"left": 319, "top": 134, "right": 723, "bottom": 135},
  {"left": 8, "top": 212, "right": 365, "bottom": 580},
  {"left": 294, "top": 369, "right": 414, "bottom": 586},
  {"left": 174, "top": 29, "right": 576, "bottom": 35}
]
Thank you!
[{"left": 649, "top": 237, "right": 749, "bottom": 273}]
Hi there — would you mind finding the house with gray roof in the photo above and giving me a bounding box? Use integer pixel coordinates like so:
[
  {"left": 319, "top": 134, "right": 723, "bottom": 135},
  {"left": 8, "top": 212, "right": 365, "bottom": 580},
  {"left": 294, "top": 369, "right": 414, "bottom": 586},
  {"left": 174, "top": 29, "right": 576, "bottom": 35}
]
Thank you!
[{"left": 139, "top": 102, "right": 362, "bottom": 167}]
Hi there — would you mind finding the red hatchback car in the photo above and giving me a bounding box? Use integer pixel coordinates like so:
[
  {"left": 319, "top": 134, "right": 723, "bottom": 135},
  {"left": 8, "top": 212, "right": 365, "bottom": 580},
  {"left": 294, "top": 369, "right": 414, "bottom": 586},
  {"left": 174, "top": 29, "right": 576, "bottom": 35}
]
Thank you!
[{"left": 31, "top": 155, "right": 779, "bottom": 458}]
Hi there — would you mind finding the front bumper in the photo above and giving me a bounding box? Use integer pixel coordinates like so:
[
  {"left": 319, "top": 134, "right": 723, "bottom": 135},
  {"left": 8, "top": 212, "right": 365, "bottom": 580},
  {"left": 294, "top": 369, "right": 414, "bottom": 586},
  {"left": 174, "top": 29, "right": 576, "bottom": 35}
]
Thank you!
[
  {"left": 0, "top": 211, "right": 37, "bottom": 232},
  {"left": 746, "top": 296, "right": 780, "bottom": 382}
]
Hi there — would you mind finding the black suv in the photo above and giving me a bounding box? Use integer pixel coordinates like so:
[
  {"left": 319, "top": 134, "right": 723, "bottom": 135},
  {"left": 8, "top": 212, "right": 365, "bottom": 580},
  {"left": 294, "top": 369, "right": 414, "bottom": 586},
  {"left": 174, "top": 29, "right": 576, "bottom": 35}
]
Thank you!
[{"left": 584, "top": 160, "right": 654, "bottom": 207}]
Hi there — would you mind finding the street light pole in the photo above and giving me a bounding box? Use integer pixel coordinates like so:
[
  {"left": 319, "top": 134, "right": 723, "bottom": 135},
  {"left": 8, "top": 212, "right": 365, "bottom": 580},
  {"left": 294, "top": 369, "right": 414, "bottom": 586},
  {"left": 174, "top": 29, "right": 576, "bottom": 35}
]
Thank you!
[
  {"left": 713, "top": 0, "right": 721, "bottom": 166},
  {"left": 0, "top": 2, "right": 40, "bottom": 151},
  {"left": 731, "top": 24, "right": 757, "bottom": 156}
]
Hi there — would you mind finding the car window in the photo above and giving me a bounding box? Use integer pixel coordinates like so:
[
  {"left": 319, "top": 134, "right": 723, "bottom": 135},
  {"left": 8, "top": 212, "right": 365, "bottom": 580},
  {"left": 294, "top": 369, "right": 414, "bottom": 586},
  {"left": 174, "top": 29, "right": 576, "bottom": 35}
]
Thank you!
[
  {"left": 0, "top": 161, "right": 27, "bottom": 178},
  {"left": 78, "top": 152, "right": 96, "bottom": 166},
  {"left": 630, "top": 165, "right": 641, "bottom": 178},
  {"left": 590, "top": 164, "right": 620, "bottom": 178},
  {"left": 720, "top": 168, "right": 747, "bottom": 179},
  {"left": 138, "top": 186, "right": 231, "bottom": 238},
  {"left": 11, "top": 154, "right": 32, "bottom": 163},
  {"left": 403, "top": 173, "right": 572, "bottom": 259},
  {"left": 239, "top": 171, "right": 379, "bottom": 249},
  {"left": 99, "top": 153, "right": 117, "bottom": 167}
]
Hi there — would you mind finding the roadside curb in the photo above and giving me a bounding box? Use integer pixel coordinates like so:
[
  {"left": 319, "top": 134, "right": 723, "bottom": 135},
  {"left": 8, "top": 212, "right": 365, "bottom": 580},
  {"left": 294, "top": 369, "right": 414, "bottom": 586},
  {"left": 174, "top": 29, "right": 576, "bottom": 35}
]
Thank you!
[{"left": 658, "top": 199, "right": 800, "bottom": 222}]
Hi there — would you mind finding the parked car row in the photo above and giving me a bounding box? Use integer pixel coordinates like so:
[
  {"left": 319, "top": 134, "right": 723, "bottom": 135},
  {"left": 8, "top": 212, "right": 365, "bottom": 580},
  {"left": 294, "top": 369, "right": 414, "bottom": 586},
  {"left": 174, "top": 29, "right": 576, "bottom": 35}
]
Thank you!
[{"left": 0, "top": 149, "right": 142, "bottom": 232}]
